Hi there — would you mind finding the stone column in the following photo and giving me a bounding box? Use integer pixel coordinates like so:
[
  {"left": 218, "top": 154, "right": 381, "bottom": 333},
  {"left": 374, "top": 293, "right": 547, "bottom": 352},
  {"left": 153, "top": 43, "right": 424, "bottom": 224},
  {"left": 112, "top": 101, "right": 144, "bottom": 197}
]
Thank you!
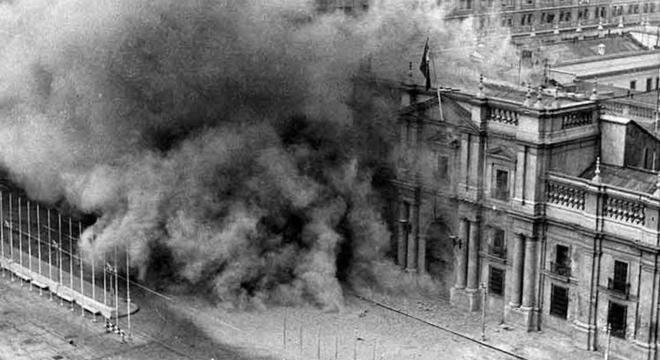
[
  {"left": 455, "top": 219, "right": 469, "bottom": 289},
  {"left": 406, "top": 204, "right": 419, "bottom": 271},
  {"left": 635, "top": 264, "right": 657, "bottom": 346},
  {"left": 397, "top": 202, "right": 408, "bottom": 267},
  {"left": 509, "top": 234, "right": 525, "bottom": 307},
  {"left": 466, "top": 220, "right": 480, "bottom": 290},
  {"left": 417, "top": 234, "right": 427, "bottom": 274},
  {"left": 522, "top": 236, "right": 537, "bottom": 308}
]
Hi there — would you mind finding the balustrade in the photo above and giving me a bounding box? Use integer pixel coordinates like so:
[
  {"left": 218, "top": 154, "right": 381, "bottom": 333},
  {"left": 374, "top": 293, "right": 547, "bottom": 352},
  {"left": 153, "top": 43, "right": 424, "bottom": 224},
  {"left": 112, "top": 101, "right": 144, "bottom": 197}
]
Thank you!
[
  {"left": 607, "top": 277, "right": 630, "bottom": 298},
  {"left": 604, "top": 195, "right": 645, "bottom": 225},
  {"left": 488, "top": 245, "right": 507, "bottom": 259},
  {"left": 561, "top": 111, "right": 592, "bottom": 129},
  {"left": 550, "top": 261, "right": 571, "bottom": 277},
  {"left": 546, "top": 181, "right": 586, "bottom": 210},
  {"left": 602, "top": 100, "right": 658, "bottom": 122},
  {"left": 488, "top": 107, "right": 519, "bottom": 126}
]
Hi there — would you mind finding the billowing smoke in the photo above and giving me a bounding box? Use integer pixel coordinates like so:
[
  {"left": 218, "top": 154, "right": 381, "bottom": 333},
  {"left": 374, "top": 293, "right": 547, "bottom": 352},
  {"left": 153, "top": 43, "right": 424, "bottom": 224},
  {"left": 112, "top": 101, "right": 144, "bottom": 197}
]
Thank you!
[{"left": 0, "top": 0, "right": 522, "bottom": 308}]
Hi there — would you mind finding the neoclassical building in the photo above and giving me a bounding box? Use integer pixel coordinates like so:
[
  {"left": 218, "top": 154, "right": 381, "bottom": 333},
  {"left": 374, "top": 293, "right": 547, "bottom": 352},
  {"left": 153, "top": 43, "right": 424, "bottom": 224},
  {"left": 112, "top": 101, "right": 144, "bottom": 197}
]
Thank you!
[
  {"left": 387, "top": 71, "right": 660, "bottom": 359},
  {"left": 316, "top": 0, "right": 660, "bottom": 37}
]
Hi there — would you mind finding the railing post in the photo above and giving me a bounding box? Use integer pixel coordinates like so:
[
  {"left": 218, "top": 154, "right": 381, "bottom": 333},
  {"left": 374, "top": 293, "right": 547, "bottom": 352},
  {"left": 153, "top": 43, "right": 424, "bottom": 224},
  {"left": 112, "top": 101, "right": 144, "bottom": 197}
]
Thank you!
[{"left": 0, "top": 191, "right": 3, "bottom": 278}]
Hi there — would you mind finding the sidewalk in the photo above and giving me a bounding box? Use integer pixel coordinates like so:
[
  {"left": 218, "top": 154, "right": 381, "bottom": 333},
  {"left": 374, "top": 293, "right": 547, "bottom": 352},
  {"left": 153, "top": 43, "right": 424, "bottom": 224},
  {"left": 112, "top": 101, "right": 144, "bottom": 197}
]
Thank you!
[{"left": 365, "top": 290, "right": 603, "bottom": 360}]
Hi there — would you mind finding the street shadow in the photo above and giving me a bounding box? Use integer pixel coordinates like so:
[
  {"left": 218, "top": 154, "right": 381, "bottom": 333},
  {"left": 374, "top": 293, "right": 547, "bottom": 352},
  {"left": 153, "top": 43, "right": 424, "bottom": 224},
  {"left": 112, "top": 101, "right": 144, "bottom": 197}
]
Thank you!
[{"left": 131, "top": 286, "right": 281, "bottom": 360}]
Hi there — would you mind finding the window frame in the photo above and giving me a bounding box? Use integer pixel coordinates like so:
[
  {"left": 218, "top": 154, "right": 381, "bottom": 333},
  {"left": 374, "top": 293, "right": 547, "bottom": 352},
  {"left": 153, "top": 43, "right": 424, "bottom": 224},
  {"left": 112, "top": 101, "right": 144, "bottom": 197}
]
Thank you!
[
  {"left": 608, "top": 301, "right": 627, "bottom": 339},
  {"left": 492, "top": 168, "right": 511, "bottom": 202},
  {"left": 488, "top": 265, "right": 505, "bottom": 296},
  {"left": 437, "top": 153, "right": 449, "bottom": 180},
  {"left": 613, "top": 260, "right": 628, "bottom": 290},
  {"left": 550, "top": 284, "right": 569, "bottom": 319}
]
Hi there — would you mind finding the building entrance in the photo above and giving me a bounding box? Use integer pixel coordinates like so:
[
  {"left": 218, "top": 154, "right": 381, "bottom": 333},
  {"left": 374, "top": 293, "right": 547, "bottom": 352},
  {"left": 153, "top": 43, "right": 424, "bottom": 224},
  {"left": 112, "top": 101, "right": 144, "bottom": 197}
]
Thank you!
[{"left": 425, "top": 221, "right": 454, "bottom": 297}]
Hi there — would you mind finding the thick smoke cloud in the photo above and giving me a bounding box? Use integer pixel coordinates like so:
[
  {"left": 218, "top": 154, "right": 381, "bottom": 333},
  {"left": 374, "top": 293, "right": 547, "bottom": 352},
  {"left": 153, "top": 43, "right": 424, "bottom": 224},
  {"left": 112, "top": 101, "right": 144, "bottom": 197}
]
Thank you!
[{"left": 0, "top": 0, "right": 521, "bottom": 308}]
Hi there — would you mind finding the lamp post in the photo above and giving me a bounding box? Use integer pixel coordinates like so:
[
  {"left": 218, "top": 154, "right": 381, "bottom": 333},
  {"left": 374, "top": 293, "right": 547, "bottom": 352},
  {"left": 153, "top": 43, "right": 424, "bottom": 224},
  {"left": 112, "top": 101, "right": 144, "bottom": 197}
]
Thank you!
[
  {"left": 480, "top": 282, "right": 487, "bottom": 341},
  {"left": 604, "top": 324, "right": 612, "bottom": 360}
]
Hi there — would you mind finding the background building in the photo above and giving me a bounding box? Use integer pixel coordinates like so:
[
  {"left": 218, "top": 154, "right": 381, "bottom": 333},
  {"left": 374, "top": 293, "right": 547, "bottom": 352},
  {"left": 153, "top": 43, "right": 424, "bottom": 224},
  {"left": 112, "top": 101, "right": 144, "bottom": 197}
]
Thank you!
[{"left": 384, "top": 73, "right": 660, "bottom": 359}]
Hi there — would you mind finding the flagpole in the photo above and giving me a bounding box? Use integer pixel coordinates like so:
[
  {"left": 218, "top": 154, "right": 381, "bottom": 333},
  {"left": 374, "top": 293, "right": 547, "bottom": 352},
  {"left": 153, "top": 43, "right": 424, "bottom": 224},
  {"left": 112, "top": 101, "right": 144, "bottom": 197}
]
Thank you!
[
  {"left": 655, "top": 65, "right": 660, "bottom": 134},
  {"left": 103, "top": 250, "right": 107, "bottom": 310},
  {"left": 429, "top": 50, "right": 444, "bottom": 122},
  {"left": 58, "top": 212, "right": 63, "bottom": 306},
  {"left": 0, "top": 191, "right": 4, "bottom": 278},
  {"left": 79, "top": 226, "right": 84, "bottom": 317},
  {"left": 18, "top": 197, "right": 22, "bottom": 284},
  {"left": 89, "top": 223, "right": 96, "bottom": 322},
  {"left": 114, "top": 245, "right": 119, "bottom": 328},
  {"left": 8, "top": 193, "right": 13, "bottom": 282},
  {"left": 126, "top": 243, "right": 131, "bottom": 340},
  {"left": 37, "top": 203, "right": 42, "bottom": 295},
  {"left": 68, "top": 216, "right": 73, "bottom": 302},
  {"left": 27, "top": 200, "right": 32, "bottom": 291},
  {"left": 48, "top": 208, "right": 52, "bottom": 300}
]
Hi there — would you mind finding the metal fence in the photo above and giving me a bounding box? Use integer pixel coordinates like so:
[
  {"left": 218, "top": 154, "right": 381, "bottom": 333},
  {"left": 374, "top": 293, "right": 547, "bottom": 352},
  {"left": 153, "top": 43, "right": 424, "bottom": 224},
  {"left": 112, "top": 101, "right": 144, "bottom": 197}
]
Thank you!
[{"left": 0, "top": 190, "right": 134, "bottom": 340}]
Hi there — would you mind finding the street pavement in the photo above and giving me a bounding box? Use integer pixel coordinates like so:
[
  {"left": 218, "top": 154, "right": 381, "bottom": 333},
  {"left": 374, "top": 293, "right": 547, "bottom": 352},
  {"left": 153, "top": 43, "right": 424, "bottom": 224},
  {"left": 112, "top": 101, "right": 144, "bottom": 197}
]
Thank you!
[{"left": 0, "top": 271, "right": 277, "bottom": 360}]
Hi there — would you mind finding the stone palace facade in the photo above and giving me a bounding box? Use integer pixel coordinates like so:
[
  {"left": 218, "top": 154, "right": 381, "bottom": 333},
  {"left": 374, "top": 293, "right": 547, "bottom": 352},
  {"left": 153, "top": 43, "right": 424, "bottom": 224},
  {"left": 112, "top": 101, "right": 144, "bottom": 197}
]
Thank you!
[{"left": 386, "top": 73, "right": 660, "bottom": 359}]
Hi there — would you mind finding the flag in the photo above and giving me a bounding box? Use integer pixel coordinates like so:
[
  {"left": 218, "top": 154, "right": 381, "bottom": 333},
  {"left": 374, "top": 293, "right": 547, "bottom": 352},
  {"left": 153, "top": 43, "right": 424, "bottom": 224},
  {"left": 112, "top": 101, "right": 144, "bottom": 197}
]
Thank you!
[{"left": 419, "top": 38, "right": 431, "bottom": 91}]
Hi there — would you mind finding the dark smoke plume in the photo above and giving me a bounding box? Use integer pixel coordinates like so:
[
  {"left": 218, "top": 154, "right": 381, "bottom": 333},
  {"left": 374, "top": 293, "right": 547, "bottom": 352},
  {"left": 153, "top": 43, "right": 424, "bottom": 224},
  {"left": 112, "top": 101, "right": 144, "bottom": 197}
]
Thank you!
[{"left": 0, "top": 0, "right": 522, "bottom": 308}]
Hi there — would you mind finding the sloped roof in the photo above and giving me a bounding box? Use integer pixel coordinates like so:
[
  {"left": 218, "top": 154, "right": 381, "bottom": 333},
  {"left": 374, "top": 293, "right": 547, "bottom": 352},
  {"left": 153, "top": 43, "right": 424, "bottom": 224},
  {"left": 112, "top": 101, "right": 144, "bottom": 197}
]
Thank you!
[
  {"left": 581, "top": 163, "right": 657, "bottom": 194},
  {"left": 541, "top": 33, "right": 645, "bottom": 64},
  {"left": 402, "top": 93, "right": 470, "bottom": 121},
  {"left": 553, "top": 51, "right": 660, "bottom": 79}
]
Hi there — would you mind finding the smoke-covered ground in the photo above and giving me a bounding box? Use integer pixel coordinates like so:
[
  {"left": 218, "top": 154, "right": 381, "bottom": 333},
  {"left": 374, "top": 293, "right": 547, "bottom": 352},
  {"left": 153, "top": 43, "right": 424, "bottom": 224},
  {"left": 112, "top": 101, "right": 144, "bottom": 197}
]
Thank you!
[{"left": 0, "top": 0, "right": 525, "bottom": 309}]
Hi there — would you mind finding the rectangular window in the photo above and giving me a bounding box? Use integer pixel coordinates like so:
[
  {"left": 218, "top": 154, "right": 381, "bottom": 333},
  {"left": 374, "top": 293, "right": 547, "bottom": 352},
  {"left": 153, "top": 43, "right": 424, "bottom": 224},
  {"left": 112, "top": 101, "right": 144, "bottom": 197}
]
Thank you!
[
  {"left": 550, "top": 285, "right": 569, "bottom": 319},
  {"left": 647, "top": 78, "right": 653, "bottom": 91},
  {"left": 610, "top": 260, "right": 629, "bottom": 294},
  {"left": 490, "top": 228, "right": 506, "bottom": 258},
  {"left": 489, "top": 266, "right": 505, "bottom": 296},
  {"left": 546, "top": 13, "right": 555, "bottom": 23},
  {"left": 437, "top": 155, "right": 449, "bottom": 180},
  {"left": 493, "top": 169, "right": 510, "bottom": 201},
  {"left": 608, "top": 301, "right": 627, "bottom": 338},
  {"left": 630, "top": 80, "right": 637, "bottom": 90},
  {"left": 553, "top": 245, "right": 571, "bottom": 276}
]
